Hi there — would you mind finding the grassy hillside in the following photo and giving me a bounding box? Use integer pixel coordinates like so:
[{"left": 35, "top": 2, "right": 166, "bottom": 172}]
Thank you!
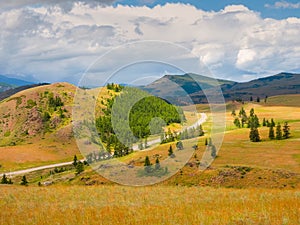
[{"left": 144, "top": 72, "right": 300, "bottom": 104}]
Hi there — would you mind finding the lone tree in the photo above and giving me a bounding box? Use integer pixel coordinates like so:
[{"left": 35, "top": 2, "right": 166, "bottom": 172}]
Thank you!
[
  {"left": 20, "top": 175, "right": 28, "bottom": 186},
  {"left": 211, "top": 145, "right": 217, "bottom": 158},
  {"left": 176, "top": 141, "right": 184, "bottom": 150},
  {"left": 282, "top": 122, "right": 291, "bottom": 139},
  {"left": 269, "top": 125, "right": 275, "bottom": 140},
  {"left": 249, "top": 127, "right": 260, "bottom": 142},
  {"left": 144, "top": 156, "right": 152, "bottom": 173},
  {"left": 248, "top": 108, "right": 260, "bottom": 142},
  {"left": 155, "top": 157, "right": 160, "bottom": 170},
  {"left": 276, "top": 123, "right": 282, "bottom": 140},
  {"left": 72, "top": 155, "right": 78, "bottom": 167},
  {"left": 75, "top": 161, "right": 84, "bottom": 175},
  {"left": 168, "top": 145, "right": 175, "bottom": 158}
]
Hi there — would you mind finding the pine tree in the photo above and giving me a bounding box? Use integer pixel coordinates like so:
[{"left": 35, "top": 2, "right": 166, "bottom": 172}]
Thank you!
[
  {"left": 205, "top": 138, "right": 208, "bottom": 146},
  {"left": 208, "top": 138, "right": 212, "bottom": 146},
  {"left": 176, "top": 141, "right": 184, "bottom": 150},
  {"left": 231, "top": 109, "right": 236, "bottom": 116},
  {"left": 262, "top": 118, "right": 266, "bottom": 126},
  {"left": 282, "top": 122, "right": 290, "bottom": 139},
  {"left": 256, "top": 97, "right": 260, "bottom": 102},
  {"left": 144, "top": 156, "right": 151, "bottom": 166},
  {"left": 269, "top": 125, "right": 275, "bottom": 139},
  {"left": 250, "top": 108, "right": 255, "bottom": 117},
  {"left": 211, "top": 145, "right": 217, "bottom": 158},
  {"left": 197, "top": 125, "right": 204, "bottom": 136},
  {"left": 20, "top": 175, "right": 28, "bottom": 186},
  {"left": 271, "top": 119, "right": 276, "bottom": 127},
  {"left": 155, "top": 158, "right": 160, "bottom": 170},
  {"left": 250, "top": 96, "right": 253, "bottom": 102},
  {"left": 234, "top": 118, "right": 241, "bottom": 128},
  {"left": 168, "top": 145, "right": 174, "bottom": 157},
  {"left": 276, "top": 123, "right": 282, "bottom": 140},
  {"left": 75, "top": 161, "right": 84, "bottom": 175},
  {"left": 249, "top": 127, "right": 260, "bottom": 142},
  {"left": 144, "top": 156, "right": 152, "bottom": 173},
  {"left": 1, "top": 174, "right": 8, "bottom": 184},
  {"left": 72, "top": 155, "right": 78, "bottom": 167}
]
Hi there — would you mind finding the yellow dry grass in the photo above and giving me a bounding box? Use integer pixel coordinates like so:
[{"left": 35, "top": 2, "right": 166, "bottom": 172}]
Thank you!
[{"left": 0, "top": 185, "right": 299, "bottom": 225}]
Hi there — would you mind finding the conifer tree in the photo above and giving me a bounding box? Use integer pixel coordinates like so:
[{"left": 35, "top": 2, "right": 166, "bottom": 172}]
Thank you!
[
  {"left": 168, "top": 145, "right": 174, "bottom": 156},
  {"left": 249, "top": 127, "right": 260, "bottom": 142},
  {"left": 282, "top": 122, "right": 290, "bottom": 139},
  {"left": 271, "top": 118, "right": 276, "bottom": 127},
  {"left": 20, "top": 176, "right": 28, "bottom": 186},
  {"left": 75, "top": 161, "right": 84, "bottom": 175},
  {"left": 262, "top": 118, "right": 266, "bottom": 126},
  {"left": 276, "top": 123, "right": 282, "bottom": 140},
  {"left": 231, "top": 109, "right": 236, "bottom": 116},
  {"left": 155, "top": 158, "right": 160, "bottom": 170},
  {"left": 211, "top": 145, "right": 217, "bottom": 158},
  {"left": 234, "top": 118, "right": 241, "bottom": 128},
  {"left": 144, "top": 156, "right": 152, "bottom": 173},
  {"left": 72, "top": 155, "right": 78, "bottom": 167},
  {"left": 269, "top": 125, "right": 275, "bottom": 139},
  {"left": 1, "top": 174, "right": 8, "bottom": 184}
]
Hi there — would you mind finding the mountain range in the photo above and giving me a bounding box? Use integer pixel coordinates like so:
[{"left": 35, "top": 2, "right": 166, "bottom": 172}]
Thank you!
[
  {"left": 143, "top": 72, "right": 300, "bottom": 104},
  {"left": 0, "top": 75, "right": 34, "bottom": 93}
]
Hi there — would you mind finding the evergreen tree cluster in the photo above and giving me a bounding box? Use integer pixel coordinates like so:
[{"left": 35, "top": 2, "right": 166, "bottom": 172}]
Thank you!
[
  {"left": 72, "top": 155, "right": 85, "bottom": 175},
  {"left": 232, "top": 108, "right": 291, "bottom": 142},
  {"left": 161, "top": 125, "right": 204, "bottom": 144},
  {"left": 205, "top": 138, "right": 217, "bottom": 158},
  {"left": 268, "top": 121, "right": 290, "bottom": 140},
  {"left": 1, "top": 174, "right": 13, "bottom": 184},
  {"left": 96, "top": 87, "right": 185, "bottom": 157},
  {"left": 106, "top": 83, "right": 123, "bottom": 92},
  {"left": 86, "top": 151, "right": 112, "bottom": 164},
  {"left": 143, "top": 156, "right": 168, "bottom": 176}
]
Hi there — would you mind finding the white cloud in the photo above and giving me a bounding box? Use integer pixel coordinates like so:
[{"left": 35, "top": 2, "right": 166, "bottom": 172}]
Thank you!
[
  {"left": 0, "top": 3, "right": 299, "bottom": 83},
  {"left": 265, "top": 1, "right": 300, "bottom": 9}
]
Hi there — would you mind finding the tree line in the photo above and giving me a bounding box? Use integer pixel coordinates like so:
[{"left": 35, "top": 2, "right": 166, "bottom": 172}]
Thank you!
[{"left": 232, "top": 108, "right": 291, "bottom": 142}]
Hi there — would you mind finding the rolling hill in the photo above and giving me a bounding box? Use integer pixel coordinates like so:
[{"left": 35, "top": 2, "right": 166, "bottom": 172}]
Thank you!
[{"left": 144, "top": 72, "right": 300, "bottom": 104}]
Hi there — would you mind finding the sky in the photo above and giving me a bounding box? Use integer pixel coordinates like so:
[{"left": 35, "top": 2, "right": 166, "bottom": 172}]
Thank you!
[{"left": 0, "top": 0, "right": 299, "bottom": 85}]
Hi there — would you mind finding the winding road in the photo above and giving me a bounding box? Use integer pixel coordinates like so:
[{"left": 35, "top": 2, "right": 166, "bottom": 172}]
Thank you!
[{"left": 0, "top": 113, "right": 207, "bottom": 177}]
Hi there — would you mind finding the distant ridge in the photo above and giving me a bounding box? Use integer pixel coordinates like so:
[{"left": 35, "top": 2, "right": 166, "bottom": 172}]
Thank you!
[
  {"left": 0, "top": 75, "right": 34, "bottom": 86},
  {"left": 0, "top": 83, "right": 50, "bottom": 102},
  {"left": 144, "top": 72, "right": 300, "bottom": 105}
]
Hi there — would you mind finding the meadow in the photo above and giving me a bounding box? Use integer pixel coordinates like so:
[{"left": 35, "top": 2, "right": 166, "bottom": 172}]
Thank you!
[
  {"left": 1, "top": 95, "right": 300, "bottom": 224},
  {"left": 0, "top": 186, "right": 299, "bottom": 225}
]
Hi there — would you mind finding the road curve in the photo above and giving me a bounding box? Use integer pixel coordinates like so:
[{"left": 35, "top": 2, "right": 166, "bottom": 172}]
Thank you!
[
  {"left": 0, "top": 113, "right": 207, "bottom": 177},
  {"left": 0, "top": 161, "right": 74, "bottom": 177},
  {"left": 132, "top": 112, "right": 207, "bottom": 150}
]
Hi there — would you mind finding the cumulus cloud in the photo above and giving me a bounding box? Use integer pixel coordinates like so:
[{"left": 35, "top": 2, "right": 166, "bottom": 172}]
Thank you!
[
  {"left": 0, "top": 0, "right": 115, "bottom": 10},
  {"left": 0, "top": 3, "right": 299, "bottom": 83},
  {"left": 265, "top": 1, "right": 300, "bottom": 9}
]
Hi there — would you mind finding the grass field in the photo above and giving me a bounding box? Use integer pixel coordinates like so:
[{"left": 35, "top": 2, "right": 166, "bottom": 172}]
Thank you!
[
  {"left": 0, "top": 96, "right": 300, "bottom": 224},
  {"left": 0, "top": 186, "right": 299, "bottom": 225}
]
